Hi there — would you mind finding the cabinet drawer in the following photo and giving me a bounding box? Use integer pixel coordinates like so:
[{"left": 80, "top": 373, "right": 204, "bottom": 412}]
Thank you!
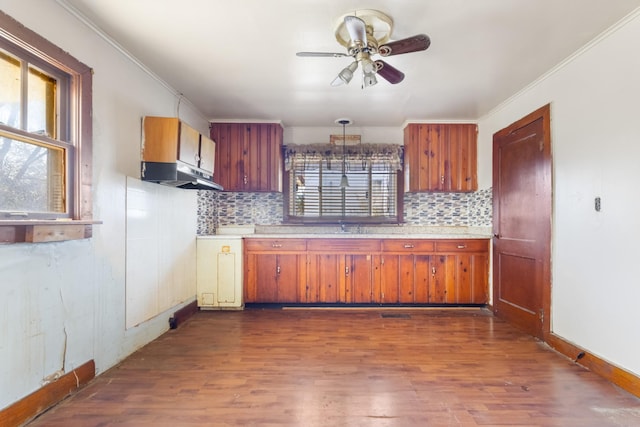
[
  {"left": 306, "top": 238, "right": 381, "bottom": 253},
  {"left": 381, "top": 240, "right": 435, "bottom": 252},
  {"left": 244, "top": 238, "right": 307, "bottom": 251},
  {"left": 434, "top": 239, "right": 488, "bottom": 252}
]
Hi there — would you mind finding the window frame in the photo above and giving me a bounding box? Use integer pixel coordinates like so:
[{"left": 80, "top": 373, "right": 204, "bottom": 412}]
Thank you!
[
  {"left": 0, "top": 10, "right": 94, "bottom": 243},
  {"left": 283, "top": 150, "right": 404, "bottom": 225}
]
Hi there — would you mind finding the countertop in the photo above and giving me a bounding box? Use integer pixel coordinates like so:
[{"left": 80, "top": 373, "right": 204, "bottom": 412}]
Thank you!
[{"left": 198, "top": 225, "right": 492, "bottom": 240}]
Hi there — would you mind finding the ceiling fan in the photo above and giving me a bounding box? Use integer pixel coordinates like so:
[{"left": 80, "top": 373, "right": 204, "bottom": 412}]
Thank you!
[{"left": 296, "top": 9, "right": 430, "bottom": 87}]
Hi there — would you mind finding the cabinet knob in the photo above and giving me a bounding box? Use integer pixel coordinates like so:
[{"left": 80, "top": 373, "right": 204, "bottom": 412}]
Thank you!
[
  {"left": 276, "top": 266, "right": 281, "bottom": 274},
  {"left": 345, "top": 266, "right": 350, "bottom": 276},
  {"left": 457, "top": 244, "right": 466, "bottom": 249},
  {"left": 403, "top": 244, "right": 415, "bottom": 249}
]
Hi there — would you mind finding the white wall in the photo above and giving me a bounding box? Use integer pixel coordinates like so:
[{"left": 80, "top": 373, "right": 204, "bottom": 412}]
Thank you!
[
  {"left": 478, "top": 9, "right": 640, "bottom": 376},
  {"left": 0, "top": 1, "right": 207, "bottom": 409}
]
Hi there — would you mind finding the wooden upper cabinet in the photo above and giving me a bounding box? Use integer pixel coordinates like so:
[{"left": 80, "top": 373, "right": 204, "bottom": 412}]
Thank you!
[
  {"left": 404, "top": 123, "right": 478, "bottom": 192},
  {"left": 142, "top": 116, "right": 215, "bottom": 175},
  {"left": 211, "top": 122, "right": 283, "bottom": 192}
]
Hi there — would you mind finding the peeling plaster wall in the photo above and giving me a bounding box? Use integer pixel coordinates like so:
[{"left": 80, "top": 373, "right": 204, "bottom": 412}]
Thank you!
[{"left": 0, "top": 1, "right": 207, "bottom": 409}]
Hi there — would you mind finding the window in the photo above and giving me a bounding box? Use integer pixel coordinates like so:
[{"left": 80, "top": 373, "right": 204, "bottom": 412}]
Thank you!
[
  {"left": 283, "top": 144, "right": 404, "bottom": 224},
  {"left": 0, "top": 10, "right": 92, "bottom": 223}
]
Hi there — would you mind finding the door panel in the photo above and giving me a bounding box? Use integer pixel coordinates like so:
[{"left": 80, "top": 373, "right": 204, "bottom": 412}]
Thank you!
[{"left": 493, "top": 104, "right": 552, "bottom": 339}]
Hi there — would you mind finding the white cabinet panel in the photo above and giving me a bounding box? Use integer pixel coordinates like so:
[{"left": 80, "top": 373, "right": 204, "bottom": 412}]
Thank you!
[{"left": 197, "top": 237, "right": 244, "bottom": 309}]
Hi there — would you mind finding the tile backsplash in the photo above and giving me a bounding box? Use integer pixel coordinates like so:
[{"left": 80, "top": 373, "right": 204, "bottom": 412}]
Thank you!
[{"left": 197, "top": 189, "right": 492, "bottom": 235}]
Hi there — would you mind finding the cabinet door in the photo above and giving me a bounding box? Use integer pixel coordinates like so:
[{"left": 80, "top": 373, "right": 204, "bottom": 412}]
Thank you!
[
  {"left": 346, "top": 255, "right": 375, "bottom": 303},
  {"left": 245, "top": 124, "right": 282, "bottom": 192},
  {"left": 308, "top": 253, "right": 340, "bottom": 303},
  {"left": 429, "top": 255, "right": 447, "bottom": 303},
  {"left": 276, "top": 254, "right": 303, "bottom": 302},
  {"left": 178, "top": 122, "right": 200, "bottom": 168},
  {"left": 405, "top": 123, "right": 477, "bottom": 192},
  {"left": 199, "top": 134, "right": 216, "bottom": 175},
  {"left": 445, "top": 124, "right": 478, "bottom": 192},
  {"left": 212, "top": 123, "right": 282, "bottom": 192},
  {"left": 414, "top": 254, "right": 430, "bottom": 303},
  {"left": 244, "top": 253, "right": 278, "bottom": 302},
  {"left": 380, "top": 255, "right": 401, "bottom": 303},
  {"left": 466, "top": 253, "right": 488, "bottom": 304},
  {"left": 211, "top": 123, "right": 245, "bottom": 191},
  {"left": 142, "top": 116, "right": 179, "bottom": 163}
]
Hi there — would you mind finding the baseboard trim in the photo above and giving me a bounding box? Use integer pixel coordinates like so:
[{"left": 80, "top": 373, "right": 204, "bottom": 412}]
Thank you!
[
  {"left": 169, "top": 299, "right": 198, "bottom": 329},
  {"left": 546, "top": 333, "right": 640, "bottom": 398},
  {"left": 0, "top": 359, "right": 95, "bottom": 426}
]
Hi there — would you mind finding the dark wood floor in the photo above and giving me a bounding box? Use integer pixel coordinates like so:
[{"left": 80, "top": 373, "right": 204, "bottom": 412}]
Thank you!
[{"left": 28, "top": 308, "right": 640, "bottom": 426}]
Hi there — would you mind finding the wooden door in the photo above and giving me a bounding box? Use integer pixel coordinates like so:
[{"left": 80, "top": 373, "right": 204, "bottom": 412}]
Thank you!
[{"left": 493, "top": 104, "right": 552, "bottom": 339}]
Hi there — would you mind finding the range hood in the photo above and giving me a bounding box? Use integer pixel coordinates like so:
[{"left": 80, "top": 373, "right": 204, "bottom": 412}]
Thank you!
[{"left": 141, "top": 161, "right": 223, "bottom": 190}]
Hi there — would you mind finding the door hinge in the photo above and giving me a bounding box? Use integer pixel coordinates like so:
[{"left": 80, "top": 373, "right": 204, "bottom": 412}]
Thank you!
[{"left": 539, "top": 308, "right": 544, "bottom": 324}]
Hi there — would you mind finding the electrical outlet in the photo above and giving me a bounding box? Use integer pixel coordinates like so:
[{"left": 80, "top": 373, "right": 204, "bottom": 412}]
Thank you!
[{"left": 595, "top": 196, "right": 601, "bottom": 212}]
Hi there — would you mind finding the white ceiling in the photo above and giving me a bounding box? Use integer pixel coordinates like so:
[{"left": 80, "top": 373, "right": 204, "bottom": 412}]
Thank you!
[{"left": 61, "top": 0, "right": 640, "bottom": 127}]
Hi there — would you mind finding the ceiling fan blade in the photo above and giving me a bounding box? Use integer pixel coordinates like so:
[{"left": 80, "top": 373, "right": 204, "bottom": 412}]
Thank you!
[
  {"left": 374, "top": 60, "right": 405, "bottom": 84},
  {"left": 344, "top": 15, "right": 367, "bottom": 47},
  {"left": 378, "top": 34, "right": 431, "bottom": 57},
  {"left": 296, "top": 51, "right": 348, "bottom": 58}
]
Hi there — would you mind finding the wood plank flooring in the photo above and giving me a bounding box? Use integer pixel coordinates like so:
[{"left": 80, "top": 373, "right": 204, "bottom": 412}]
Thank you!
[{"left": 27, "top": 308, "right": 640, "bottom": 426}]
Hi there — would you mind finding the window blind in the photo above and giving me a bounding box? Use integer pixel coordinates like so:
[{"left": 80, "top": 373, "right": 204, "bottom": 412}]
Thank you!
[{"left": 285, "top": 144, "right": 402, "bottom": 220}]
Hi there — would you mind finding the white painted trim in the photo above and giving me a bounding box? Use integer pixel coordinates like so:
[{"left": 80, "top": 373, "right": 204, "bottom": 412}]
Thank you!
[
  {"left": 209, "top": 118, "right": 284, "bottom": 126},
  {"left": 401, "top": 119, "right": 479, "bottom": 128}
]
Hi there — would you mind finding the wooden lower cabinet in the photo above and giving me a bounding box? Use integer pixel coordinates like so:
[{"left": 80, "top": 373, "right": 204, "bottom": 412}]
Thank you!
[
  {"left": 244, "top": 253, "right": 306, "bottom": 302},
  {"left": 244, "top": 239, "right": 306, "bottom": 303},
  {"left": 244, "top": 238, "right": 488, "bottom": 305}
]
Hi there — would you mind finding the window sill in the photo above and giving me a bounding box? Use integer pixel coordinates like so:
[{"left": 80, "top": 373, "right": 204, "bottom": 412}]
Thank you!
[{"left": 0, "top": 220, "right": 102, "bottom": 244}]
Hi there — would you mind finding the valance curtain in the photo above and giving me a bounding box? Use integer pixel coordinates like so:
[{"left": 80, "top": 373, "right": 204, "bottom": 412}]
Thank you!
[{"left": 283, "top": 143, "right": 404, "bottom": 172}]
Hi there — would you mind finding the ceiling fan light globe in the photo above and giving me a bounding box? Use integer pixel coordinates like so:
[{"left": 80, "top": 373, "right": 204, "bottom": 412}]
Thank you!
[
  {"left": 361, "top": 58, "right": 375, "bottom": 74},
  {"left": 363, "top": 71, "right": 378, "bottom": 87},
  {"left": 333, "top": 61, "right": 359, "bottom": 86},
  {"left": 331, "top": 76, "right": 345, "bottom": 86},
  {"left": 339, "top": 68, "right": 354, "bottom": 84}
]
